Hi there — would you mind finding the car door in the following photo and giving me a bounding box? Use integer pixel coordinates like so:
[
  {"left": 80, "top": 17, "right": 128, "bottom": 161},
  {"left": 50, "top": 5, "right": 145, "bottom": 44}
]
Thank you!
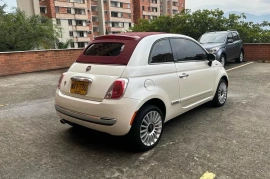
[
  {"left": 170, "top": 38, "right": 215, "bottom": 109},
  {"left": 232, "top": 32, "right": 241, "bottom": 58},
  {"left": 225, "top": 33, "right": 235, "bottom": 60}
]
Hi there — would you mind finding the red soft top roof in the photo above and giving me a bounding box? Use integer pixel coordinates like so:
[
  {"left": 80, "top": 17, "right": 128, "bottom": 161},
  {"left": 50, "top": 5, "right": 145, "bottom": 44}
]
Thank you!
[{"left": 76, "top": 32, "right": 166, "bottom": 65}]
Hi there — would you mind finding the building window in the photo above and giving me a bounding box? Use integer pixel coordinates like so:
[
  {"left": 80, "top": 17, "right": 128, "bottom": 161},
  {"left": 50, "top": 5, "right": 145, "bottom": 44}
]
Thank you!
[
  {"left": 127, "top": 4, "right": 130, "bottom": 8},
  {"left": 111, "top": 12, "right": 122, "bottom": 17},
  {"left": 78, "top": 31, "right": 84, "bottom": 37},
  {"left": 40, "top": 7, "right": 47, "bottom": 14},
  {"left": 76, "top": 20, "right": 84, "bottom": 26},
  {"left": 74, "top": 8, "right": 85, "bottom": 15},
  {"left": 55, "top": 7, "right": 59, "bottom": 13},
  {"left": 69, "top": 31, "right": 74, "bottom": 37},
  {"left": 128, "top": 13, "right": 131, "bottom": 19},
  {"left": 73, "top": 0, "right": 85, "bottom": 3},
  {"left": 142, "top": 6, "right": 144, "bottom": 11},
  {"left": 129, "top": 23, "right": 132, "bottom": 28},
  {"left": 68, "top": 19, "right": 73, "bottom": 25},
  {"left": 56, "top": 19, "right": 61, "bottom": 25},
  {"left": 67, "top": 8, "right": 71, "bottom": 14},
  {"left": 148, "top": 7, "right": 150, "bottom": 11},
  {"left": 78, "top": 42, "right": 86, "bottom": 48}
]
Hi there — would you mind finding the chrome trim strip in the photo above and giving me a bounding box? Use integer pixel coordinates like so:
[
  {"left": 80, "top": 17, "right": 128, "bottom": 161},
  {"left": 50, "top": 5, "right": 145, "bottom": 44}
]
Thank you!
[
  {"left": 71, "top": 76, "right": 93, "bottom": 83},
  {"left": 181, "top": 89, "right": 212, "bottom": 102},
  {"left": 171, "top": 100, "right": 180, "bottom": 105},
  {"left": 55, "top": 105, "right": 116, "bottom": 126}
]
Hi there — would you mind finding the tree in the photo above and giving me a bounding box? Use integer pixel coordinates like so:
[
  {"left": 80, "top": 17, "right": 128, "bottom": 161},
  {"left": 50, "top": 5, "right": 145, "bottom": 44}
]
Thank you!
[
  {"left": 0, "top": 5, "right": 61, "bottom": 52},
  {"left": 131, "top": 9, "right": 270, "bottom": 43},
  {"left": 56, "top": 39, "right": 73, "bottom": 49}
]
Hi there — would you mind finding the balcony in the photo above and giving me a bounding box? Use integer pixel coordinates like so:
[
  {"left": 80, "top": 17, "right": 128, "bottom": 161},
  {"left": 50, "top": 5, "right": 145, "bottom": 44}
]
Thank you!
[
  {"left": 73, "top": 25, "right": 90, "bottom": 31},
  {"left": 91, "top": 1, "right": 98, "bottom": 5},
  {"left": 150, "top": 3, "right": 159, "bottom": 7},
  {"left": 56, "top": 13, "right": 75, "bottom": 19},
  {"left": 54, "top": 1, "right": 73, "bottom": 7},
  {"left": 92, "top": 21, "right": 99, "bottom": 26},
  {"left": 142, "top": 11, "right": 159, "bottom": 16},
  {"left": 110, "top": 7, "right": 132, "bottom": 13},
  {"left": 112, "top": 0, "right": 131, "bottom": 3},
  {"left": 172, "top": 5, "right": 179, "bottom": 10},
  {"left": 109, "top": 27, "right": 124, "bottom": 32},
  {"left": 92, "top": 11, "right": 98, "bottom": 15},
  {"left": 75, "top": 37, "right": 91, "bottom": 42},
  {"left": 75, "top": 14, "right": 88, "bottom": 19},
  {"left": 110, "top": 17, "right": 132, "bottom": 22},
  {"left": 74, "top": 3, "right": 87, "bottom": 8}
]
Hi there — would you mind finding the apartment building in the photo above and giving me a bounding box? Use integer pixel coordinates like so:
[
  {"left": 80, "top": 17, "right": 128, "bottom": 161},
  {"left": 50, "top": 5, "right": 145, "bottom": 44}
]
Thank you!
[
  {"left": 17, "top": 0, "right": 133, "bottom": 48},
  {"left": 17, "top": 0, "right": 184, "bottom": 48},
  {"left": 133, "top": 0, "right": 185, "bottom": 24}
]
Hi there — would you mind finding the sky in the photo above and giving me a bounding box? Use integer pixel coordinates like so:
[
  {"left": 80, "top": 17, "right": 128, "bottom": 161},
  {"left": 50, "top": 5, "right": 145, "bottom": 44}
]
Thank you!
[{"left": 1, "top": 0, "right": 270, "bottom": 15}]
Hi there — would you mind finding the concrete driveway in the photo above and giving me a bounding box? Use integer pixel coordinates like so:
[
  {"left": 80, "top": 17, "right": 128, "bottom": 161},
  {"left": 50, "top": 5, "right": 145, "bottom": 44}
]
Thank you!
[{"left": 0, "top": 62, "right": 269, "bottom": 179}]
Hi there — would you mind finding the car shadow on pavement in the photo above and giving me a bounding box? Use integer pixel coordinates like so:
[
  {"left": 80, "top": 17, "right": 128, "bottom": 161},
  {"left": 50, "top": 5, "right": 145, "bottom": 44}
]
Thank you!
[{"left": 60, "top": 102, "right": 216, "bottom": 154}]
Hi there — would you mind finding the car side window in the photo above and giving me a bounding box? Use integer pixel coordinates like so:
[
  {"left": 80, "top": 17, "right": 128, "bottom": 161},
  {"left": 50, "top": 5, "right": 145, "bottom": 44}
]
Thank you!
[
  {"left": 170, "top": 38, "right": 207, "bottom": 62},
  {"left": 227, "top": 33, "right": 233, "bottom": 40},
  {"left": 232, "top": 32, "right": 240, "bottom": 41},
  {"left": 149, "top": 39, "right": 174, "bottom": 63}
]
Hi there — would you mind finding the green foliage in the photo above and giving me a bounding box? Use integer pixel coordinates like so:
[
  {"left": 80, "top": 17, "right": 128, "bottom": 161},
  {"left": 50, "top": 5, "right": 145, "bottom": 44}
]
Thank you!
[
  {"left": 131, "top": 9, "right": 270, "bottom": 43},
  {"left": 56, "top": 39, "right": 73, "bottom": 49},
  {"left": 0, "top": 5, "right": 61, "bottom": 52}
]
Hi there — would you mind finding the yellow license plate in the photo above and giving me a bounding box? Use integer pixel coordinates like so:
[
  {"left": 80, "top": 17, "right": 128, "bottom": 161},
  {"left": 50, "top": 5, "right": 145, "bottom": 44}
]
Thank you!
[{"left": 70, "top": 81, "right": 89, "bottom": 95}]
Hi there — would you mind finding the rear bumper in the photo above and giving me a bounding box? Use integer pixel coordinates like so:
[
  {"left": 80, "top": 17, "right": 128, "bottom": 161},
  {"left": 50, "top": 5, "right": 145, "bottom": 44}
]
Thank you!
[
  {"left": 55, "top": 90, "right": 141, "bottom": 136},
  {"left": 55, "top": 105, "right": 116, "bottom": 126}
]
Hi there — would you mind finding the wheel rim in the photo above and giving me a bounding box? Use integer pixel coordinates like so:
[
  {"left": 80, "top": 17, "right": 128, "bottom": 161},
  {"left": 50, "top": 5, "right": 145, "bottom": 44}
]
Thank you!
[
  {"left": 218, "top": 82, "right": 227, "bottom": 104},
  {"left": 220, "top": 56, "right": 225, "bottom": 66},
  {"left": 240, "top": 52, "right": 243, "bottom": 62},
  {"left": 140, "top": 111, "right": 162, "bottom": 147}
]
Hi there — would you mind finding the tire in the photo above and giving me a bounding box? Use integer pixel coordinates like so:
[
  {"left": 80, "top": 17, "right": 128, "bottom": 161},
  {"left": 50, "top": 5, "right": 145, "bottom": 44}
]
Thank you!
[
  {"left": 129, "top": 105, "right": 164, "bottom": 151},
  {"left": 212, "top": 79, "right": 228, "bottom": 107},
  {"left": 220, "top": 54, "right": 226, "bottom": 67},
  {"left": 236, "top": 50, "right": 244, "bottom": 63}
]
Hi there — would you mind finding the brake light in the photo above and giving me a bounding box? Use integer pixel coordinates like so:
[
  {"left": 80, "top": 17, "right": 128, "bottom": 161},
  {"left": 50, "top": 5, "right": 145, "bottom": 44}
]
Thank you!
[
  {"left": 105, "top": 78, "right": 128, "bottom": 99},
  {"left": 58, "top": 73, "right": 65, "bottom": 89}
]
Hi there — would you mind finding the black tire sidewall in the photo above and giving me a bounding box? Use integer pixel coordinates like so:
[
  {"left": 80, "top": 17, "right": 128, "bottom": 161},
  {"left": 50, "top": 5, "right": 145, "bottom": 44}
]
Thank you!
[
  {"left": 220, "top": 54, "right": 226, "bottom": 66},
  {"left": 129, "top": 105, "right": 164, "bottom": 151},
  {"left": 213, "top": 79, "right": 228, "bottom": 107}
]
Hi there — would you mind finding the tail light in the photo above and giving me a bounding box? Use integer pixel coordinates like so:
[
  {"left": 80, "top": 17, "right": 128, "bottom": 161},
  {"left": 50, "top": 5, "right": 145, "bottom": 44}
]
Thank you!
[
  {"left": 105, "top": 78, "right": 128, "bottom": 99},
  {"left": 58, "top": 73, "right": 65, "bottom": 89}
]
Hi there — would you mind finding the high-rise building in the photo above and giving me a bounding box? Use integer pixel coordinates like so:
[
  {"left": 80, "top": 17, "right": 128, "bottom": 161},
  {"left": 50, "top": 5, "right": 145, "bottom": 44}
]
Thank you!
[
  {"left": 16, "top": 0, "right": 184, "bottom": 48},
  {"left": 133, "top": 0, "right": 185, "bottom": 24}
]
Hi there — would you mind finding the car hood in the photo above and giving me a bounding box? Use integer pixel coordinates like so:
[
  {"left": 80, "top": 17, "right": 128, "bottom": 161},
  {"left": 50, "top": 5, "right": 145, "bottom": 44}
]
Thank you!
[{"left": 200, "top": 43, "right": 224, "bottom": 50}]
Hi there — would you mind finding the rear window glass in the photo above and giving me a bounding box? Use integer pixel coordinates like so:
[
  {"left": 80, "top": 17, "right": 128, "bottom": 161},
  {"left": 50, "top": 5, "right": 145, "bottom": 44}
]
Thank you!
[{"left": 84, "top": 43, "right": 125, "bottom": 56}]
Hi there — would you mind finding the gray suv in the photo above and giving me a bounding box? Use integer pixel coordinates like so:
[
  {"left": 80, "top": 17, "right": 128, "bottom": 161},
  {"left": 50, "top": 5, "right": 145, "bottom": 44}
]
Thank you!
[{"left": 199, "top": 30, "right": 244, "bottom": 66}]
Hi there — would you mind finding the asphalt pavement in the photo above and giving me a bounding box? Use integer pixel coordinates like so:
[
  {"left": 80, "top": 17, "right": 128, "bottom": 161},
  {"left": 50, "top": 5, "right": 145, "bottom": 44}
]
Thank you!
[{"left": 0, "top": 61, "right": 270, "bottom": 179}]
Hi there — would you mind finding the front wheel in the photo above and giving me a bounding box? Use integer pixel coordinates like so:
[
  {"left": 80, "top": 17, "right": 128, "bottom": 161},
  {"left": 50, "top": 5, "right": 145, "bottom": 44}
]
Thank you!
[
  {"left": 129, "top": 105, "right": 164, "bottom": 151},
  {"left": 212, "top": 79, "right": 228, "bottom": 107},
  {"left": 220, "top": 54, "right": 226, "bottom": 67}
]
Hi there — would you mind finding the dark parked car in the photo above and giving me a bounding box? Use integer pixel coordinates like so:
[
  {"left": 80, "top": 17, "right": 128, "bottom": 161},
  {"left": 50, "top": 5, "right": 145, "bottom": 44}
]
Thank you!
[{"left": 199, "top": 30, "right": 244, "bottom": 66}]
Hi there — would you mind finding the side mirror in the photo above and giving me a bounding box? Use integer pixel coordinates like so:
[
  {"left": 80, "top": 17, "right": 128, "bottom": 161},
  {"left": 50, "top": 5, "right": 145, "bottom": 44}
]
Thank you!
[
  {"left": 227, "top": 39, "right": 233, "bottom": 43},
  {"left": 207, "top": 54, "right": 216, "bottom": 66}
]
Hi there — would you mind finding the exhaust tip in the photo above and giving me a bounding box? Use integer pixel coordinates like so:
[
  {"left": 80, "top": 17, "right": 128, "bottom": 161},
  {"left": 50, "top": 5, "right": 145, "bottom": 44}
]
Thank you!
[{"left": 60, "top": 119, "right": 66, "bottom": 124}]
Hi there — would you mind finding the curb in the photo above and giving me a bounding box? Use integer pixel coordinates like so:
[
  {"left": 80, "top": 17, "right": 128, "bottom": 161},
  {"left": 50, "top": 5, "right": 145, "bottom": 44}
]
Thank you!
[{"left": 257, "top": 60, "right": 270, "bottom": 63}]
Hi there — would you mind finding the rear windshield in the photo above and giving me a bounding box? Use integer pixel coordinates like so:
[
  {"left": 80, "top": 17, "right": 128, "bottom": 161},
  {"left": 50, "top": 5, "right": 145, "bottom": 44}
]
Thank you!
[{"left": 84, "top": 43, "right": 125, "bottom": 56}]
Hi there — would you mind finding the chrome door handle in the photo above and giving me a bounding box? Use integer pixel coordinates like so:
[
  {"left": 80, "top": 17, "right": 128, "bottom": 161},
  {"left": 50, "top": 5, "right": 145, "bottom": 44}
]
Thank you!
[{"left": 179, "top": 73, "right": 189, "bottom": 78}]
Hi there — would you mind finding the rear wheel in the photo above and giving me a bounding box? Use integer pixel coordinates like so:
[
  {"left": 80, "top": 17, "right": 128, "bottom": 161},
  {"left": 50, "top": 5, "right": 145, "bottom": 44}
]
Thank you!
[
  {"left": 212, "top": 79, "right": 228, "bottom": 107},
  {"left": 129, "top": 105, "right": 164, "bottom": 151},
  {"left": 236, "top": 50, "right": 244, "bottom": 63}
]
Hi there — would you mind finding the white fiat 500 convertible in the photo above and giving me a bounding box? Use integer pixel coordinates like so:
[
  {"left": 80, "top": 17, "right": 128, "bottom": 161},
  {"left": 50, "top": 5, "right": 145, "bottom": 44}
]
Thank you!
[{"left": 55, "top": 32, "right": 228, "bottom": 151}]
